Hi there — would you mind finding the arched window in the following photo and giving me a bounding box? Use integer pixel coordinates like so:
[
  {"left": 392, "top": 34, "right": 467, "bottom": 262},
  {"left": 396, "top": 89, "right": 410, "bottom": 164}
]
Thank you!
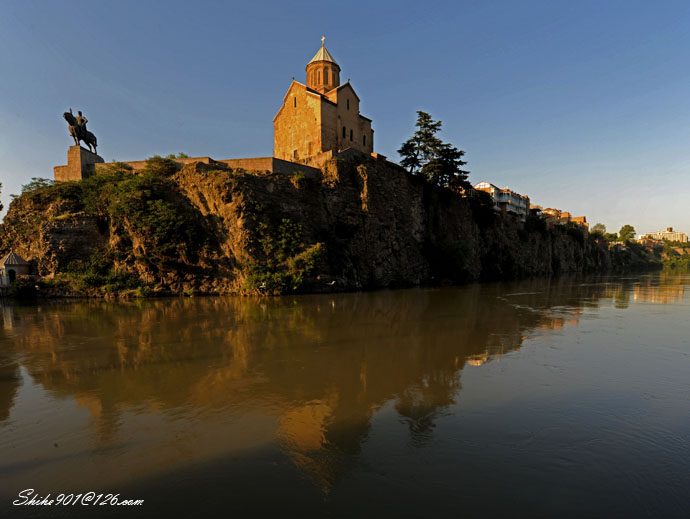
[
  {"left": 350, "top": 129, "right": 353, "bottom": 141},
  {"left": 363, "top": 135, "right": 366, "bottom": 146},
  {"left": 342, "top": 126, "right": 346, "bottom": 138},
  {"left": 346, "top": 99, "right": 350, "bottom": 110},
  {"left": 324, "top": 67, "right": 329, "bottom": 84},
  {"left": 317, "top": 70, "right": 321, "bottom": 83},
  {"left": 293, "top": 97, "right": 296, "bottom": 108}
]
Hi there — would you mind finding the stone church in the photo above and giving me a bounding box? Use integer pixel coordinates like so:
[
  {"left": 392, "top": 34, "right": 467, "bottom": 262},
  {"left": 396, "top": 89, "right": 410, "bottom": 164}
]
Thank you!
[{"left": 273, "top": 38, "right": 374, "bottom": 164}]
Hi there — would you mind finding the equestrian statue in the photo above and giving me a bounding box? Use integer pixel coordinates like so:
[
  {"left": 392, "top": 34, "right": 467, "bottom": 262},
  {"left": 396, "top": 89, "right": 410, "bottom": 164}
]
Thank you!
[{"left": 63, "top": 108, "right": 98, "bottom": 153}]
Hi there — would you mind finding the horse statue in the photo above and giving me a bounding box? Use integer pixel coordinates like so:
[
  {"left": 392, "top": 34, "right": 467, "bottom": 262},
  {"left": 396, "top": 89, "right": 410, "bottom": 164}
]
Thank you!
[{"left": 63, "top": 109, "right": 98, "bottom": 153}]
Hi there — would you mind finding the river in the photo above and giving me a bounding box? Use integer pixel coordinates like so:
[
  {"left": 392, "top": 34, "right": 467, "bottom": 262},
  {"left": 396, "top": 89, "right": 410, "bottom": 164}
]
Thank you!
[{"left": 1, "top": 274, "right": 689, "bottom": 518}]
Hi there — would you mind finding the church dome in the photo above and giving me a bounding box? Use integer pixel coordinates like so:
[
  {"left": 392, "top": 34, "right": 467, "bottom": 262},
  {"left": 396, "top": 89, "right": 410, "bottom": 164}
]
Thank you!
[
  {"left": 308, "top": 39, "right": 338, "bottom": 66},
  {"left": 306, "top": 37, "right": 340, "bottom": 94}
]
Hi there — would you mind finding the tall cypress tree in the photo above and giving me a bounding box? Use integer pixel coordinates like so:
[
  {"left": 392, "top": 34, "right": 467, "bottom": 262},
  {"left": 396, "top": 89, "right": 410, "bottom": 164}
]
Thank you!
[{"left": 398, "top": 111, "right": 470, "bottom": 190}]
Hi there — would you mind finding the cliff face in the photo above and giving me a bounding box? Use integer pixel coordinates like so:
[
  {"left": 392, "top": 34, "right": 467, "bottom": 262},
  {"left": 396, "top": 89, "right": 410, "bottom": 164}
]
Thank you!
[{"left": 0, "top": 152, "right": 644, "bottom": 296}]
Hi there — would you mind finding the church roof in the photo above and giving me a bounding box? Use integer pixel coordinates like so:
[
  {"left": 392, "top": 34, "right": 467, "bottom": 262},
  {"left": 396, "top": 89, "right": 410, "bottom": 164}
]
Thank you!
[
  {"left": 0, "top": 251, "right": 29, "bottom": 266},
  {"left": 308, "top": 38, "right": 338, "bottom": 66}
]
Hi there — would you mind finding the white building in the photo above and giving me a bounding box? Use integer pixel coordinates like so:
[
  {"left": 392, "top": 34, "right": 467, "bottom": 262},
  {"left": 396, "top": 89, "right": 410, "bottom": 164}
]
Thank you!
[
  {"left": 474, "top": 181, "right": 530, "bottom": 221},
  {"left": 640, "top": 227, "right": 688, "bottom": 243}
]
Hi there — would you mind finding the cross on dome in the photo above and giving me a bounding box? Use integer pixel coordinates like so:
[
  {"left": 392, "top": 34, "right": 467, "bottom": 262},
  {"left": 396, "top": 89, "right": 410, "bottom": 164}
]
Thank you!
[{"left": 308, "top": 36, "right": 338, "bottom": 65}]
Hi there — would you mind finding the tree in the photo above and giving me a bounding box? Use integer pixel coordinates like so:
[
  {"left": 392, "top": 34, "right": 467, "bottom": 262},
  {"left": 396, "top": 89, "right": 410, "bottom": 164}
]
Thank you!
[
  {"left": 398, "top": 111, "right": 470, "bottom": 190},
  {"left": 21, "top": 177, "right": 54, "bottom": 193},
  {"left": 619, "top": 224, "right": 636, "bottom": 242},
  {"left": 592, "top": 223, "right": 606, "bottom": 234}
]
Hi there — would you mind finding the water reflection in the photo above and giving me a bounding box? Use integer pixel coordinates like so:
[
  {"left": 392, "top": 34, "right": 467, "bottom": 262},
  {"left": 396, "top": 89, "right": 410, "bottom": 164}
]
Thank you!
[{"left": 0, "top": 273, "right": 688, "bottom": 501}]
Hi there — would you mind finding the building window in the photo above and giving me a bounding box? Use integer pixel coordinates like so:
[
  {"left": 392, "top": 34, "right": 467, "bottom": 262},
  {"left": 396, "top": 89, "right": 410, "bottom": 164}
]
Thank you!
[
  {"left": 342, "top": 126, "right": 346, "bottom": 138},
  {"left": 350, "top": 129, "right": 353, "bottom": 141},
  {"left": 324, "top": 67, "right": 329, "bottom": 84},
  {"left": 363, "top": 135, "right": 366, "bottom": 146},
  {"left": 318, "top": 70, "right": 321, "bottom": 83},
  {"left": 347, "top": 99, "right": 350, "bottom": 110},
  {"left": 293, "top": 97, "right": 296, "bottom": 108}
]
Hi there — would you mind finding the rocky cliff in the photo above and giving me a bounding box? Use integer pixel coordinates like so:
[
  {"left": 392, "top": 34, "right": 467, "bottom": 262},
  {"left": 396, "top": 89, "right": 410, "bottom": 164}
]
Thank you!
[{"left": 0, "top": 152, "right": 656, "bottom": 296}]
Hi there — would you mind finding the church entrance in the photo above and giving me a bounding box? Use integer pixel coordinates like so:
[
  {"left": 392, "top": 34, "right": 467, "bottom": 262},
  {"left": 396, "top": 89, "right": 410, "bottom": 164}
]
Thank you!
[{"left": 7, "top": 269, "right": 16, "bottom": 283}]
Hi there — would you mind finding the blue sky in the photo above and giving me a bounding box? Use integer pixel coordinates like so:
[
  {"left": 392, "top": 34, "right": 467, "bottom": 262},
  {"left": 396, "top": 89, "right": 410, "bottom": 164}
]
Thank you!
[{"left": 1, "top": 0, "right": 690, "bottom": 235}]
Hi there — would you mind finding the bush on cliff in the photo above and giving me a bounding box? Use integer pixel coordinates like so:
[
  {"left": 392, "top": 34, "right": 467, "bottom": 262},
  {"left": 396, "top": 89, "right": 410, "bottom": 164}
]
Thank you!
[
  {"left": 467, "top": 189, "right": 496, "bottom": 228},
  {"left": 566, "top": 224, "right": 585, "bottom": 245},
  {"left": 107, "top": 173, "right": 206, "bottom": 261},
  {"left": 143, "top": 156, "right": 178, "bottom": 177},
  {"left": 4, "top": 162, "right": 210, "bottom": 294},
  {"left": 244, "top": 217, "right": 325, "bottom": 295}
]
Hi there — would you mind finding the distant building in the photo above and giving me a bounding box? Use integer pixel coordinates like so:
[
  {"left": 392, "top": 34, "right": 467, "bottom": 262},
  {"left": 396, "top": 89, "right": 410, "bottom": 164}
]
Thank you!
[
  {"left": 640, "top": 227, "right": 688, "bottom": 243},
  {"left": 0, "top": 251, "right": 30, "bottom": 286},
  {"left": 571, "top": 216, "right": 589, "bottom": 232},
  {"left": 474, "top": 181, "right": 530, "bottom": 221},
  {"left": 541, "top": 208, "right": 569, "bottom": 225}
]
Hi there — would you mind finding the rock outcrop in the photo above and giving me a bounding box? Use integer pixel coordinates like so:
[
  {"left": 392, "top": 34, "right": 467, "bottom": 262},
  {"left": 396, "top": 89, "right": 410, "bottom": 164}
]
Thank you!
[{"left": 0, "top": 151, "right": 654, "bottom": 296}]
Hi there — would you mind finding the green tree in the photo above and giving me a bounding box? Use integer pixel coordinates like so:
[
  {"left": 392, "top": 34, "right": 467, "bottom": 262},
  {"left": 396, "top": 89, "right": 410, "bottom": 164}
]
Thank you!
[
  {"left": 619, "top": 224, "right": 636, "bottom": 242},
  {"left": 398, "top": 111, "right": 470, "bottom": 190},
  {"left": 21, "top": 177, "right": 54, "bottom": 193},
  {"left": 592, "top": 223, "right": 606, "bottom": 234},
  {"left": 605, "top": 232, "right": 618, "bottom": 242}
]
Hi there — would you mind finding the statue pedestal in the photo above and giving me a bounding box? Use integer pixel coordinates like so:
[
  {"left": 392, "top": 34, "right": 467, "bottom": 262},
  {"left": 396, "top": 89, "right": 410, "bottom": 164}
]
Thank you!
[{"left": 54, "top": 146, "right": 104, "bottom": 181}]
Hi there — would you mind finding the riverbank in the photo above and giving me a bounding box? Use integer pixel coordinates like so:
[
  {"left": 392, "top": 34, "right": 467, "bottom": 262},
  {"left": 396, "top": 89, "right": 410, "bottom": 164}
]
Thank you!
[{"left": 0, "top": 153, "right": 660, "bottom": 298}]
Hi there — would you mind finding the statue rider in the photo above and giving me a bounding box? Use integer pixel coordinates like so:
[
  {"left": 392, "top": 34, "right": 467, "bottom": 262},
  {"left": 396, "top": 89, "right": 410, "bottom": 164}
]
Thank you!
[{"left": 75, "top": 110, "right": 88, "bottom": 136}]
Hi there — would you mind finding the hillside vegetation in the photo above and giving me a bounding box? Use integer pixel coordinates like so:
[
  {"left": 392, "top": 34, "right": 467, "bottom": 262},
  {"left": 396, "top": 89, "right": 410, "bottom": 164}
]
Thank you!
[{"left": 0, "top": 152, "right": 659, "bottom": 297}]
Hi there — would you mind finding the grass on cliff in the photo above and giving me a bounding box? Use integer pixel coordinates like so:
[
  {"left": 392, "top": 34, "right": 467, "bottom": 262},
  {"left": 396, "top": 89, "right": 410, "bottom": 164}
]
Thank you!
[{"left": 244, "top": 218, "right": 325, "bottom": 295}]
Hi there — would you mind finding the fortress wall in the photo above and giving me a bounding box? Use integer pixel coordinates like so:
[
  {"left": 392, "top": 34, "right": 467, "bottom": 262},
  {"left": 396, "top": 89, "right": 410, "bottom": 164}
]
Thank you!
[
  {"left": 93, "top": 157, "right": 214, "bottom": 174},
  {"left": 217, "top": 157, "right": 275, "bottom": 172},
  {"left": 55, "top": 146, "right": 322, "bottom": 181}
]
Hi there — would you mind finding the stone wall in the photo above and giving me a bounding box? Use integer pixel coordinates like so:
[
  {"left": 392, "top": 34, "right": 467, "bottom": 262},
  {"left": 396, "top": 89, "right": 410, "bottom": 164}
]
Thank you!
[
  {"left": 273, "top": 82, "right": 324, "bottom": 162},
  {"left": 325, "top": 84, "right": 373, "bottom": 155},
  {"left": 55, "top": 146, "right": 321, "bottom": 181}
]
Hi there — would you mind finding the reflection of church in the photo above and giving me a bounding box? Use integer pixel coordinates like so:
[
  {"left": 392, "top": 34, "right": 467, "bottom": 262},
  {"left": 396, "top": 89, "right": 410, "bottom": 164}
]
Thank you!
[{"left": 4, "top": 282, "right": 612, "bottom": 496}]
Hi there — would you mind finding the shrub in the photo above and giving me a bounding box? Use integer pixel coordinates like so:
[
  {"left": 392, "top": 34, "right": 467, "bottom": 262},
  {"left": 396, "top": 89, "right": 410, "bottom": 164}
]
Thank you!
[
  {"left": 245, "top": 217, "right": 325, "bottom": 294},
  {"left": 467, "top": 189, "right": 495, "bottom": 228},
  {"left": 525, "top": 214, "right": 547, "bottom": 235},
  {"left": 566, "top": 224, "right": 585, "bottom": 245},
  {"left": 142, "top": 156, "right": 178, "bottom": 177}
]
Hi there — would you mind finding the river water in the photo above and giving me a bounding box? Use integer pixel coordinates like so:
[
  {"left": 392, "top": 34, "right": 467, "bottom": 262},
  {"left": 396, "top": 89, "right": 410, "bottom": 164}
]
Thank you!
[{"left": 1, "top": 274, "right": 689, "bottom": 518}]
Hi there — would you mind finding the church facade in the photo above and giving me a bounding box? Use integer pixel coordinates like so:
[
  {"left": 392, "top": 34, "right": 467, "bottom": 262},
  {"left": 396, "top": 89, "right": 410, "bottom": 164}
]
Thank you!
[{"left": 273, "top": 39, "right": 374, "bottom": 163}]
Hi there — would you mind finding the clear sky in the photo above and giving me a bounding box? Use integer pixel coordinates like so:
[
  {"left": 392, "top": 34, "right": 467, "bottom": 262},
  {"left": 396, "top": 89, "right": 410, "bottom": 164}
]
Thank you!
[{"left": 1, "top": 0, "right": 689, "bottom": 235}]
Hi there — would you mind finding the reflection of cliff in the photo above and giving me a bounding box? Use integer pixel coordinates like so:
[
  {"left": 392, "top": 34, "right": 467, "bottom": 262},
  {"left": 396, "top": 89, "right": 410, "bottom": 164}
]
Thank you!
[
  {"left": 633, "top": 275, "right": 686, "bottom": 304},
  {"left": 0, "top": 275, "right": 679, "bottom": 491},
  {"left": 0, "top": 353, "right": 20, "bottom": 422}
]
